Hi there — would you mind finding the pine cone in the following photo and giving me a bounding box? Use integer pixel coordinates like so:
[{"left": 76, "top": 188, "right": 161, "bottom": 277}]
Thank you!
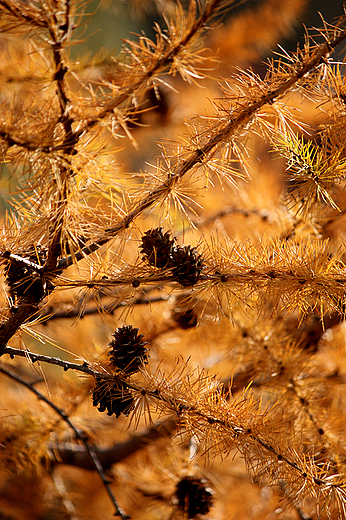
[
  {"left": 92, "top": 375, "right": 134, "bottom": 417},
  {"left": 175, "top": 477, "right": 213, "bottom": 518},
  {"left": 4, "top": 246, "right": 49, "bottom": 301},
  {"left": 140, "top": 227, "right": 175, "bottom": 268},
  {"left": 108, "top": 325, "right": 148, "bottom": 375},
  {"left": 170, "top": 245, "right": 204, "bottom": 286}
]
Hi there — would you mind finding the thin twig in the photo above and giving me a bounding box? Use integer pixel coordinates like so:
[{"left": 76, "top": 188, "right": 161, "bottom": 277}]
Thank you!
[
  {"left": 191, "top": 206, "right": 270, "bottom": 229},
  {"left": 39, "top": 294, "right": 169, "bottom": 322},
  {"left": 2, "top": 346, "right": 97, "bottom": 375},
  {"left": 0, "top": 364, "right": 130, "bottom": 519}
]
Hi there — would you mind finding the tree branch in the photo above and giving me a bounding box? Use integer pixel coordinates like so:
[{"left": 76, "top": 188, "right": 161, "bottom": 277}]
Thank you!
[
  {"left": 0, "top": 364, "right": 130, "bottom": 519},
  {"left": 39, "top": 294, "right": 169, "bottom": 322},
  {"left": 48, "top": 418, "right": 177, "bottom": 470}
]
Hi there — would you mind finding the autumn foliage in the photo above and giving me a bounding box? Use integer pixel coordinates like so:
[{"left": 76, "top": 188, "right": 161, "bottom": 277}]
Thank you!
[{"left": 1, "top": 0, "right": 346, "bottom": 519}]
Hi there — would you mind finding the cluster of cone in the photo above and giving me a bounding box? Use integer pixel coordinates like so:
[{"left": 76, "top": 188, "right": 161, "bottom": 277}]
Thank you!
[
  {"left": 140, "top": 227, "right": 204, "bottom": 287},
  {"left": 93, "top": 326, "right": 148, "bottom": 417}
]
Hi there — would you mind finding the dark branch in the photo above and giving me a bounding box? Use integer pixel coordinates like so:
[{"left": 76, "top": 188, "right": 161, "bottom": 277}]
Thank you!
[
  {"left": 48, "top": 419, "right": 177, "bottom": 470},
  {"left": 0, "top": 364, "right": 130, "bottom": 519}
]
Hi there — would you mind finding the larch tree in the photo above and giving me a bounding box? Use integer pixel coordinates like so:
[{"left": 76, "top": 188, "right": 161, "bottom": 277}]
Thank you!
[{"left": 1, "top": 0, "right": 346, "bottom": 519}]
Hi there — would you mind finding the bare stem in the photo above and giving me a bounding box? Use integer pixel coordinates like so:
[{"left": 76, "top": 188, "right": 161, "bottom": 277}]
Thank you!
[
  {"left": 2, "top": 346, "right": 97, "bottom": 374},
  {"left": 0, "top": 364, "right": 130, "bottom": 519}
]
